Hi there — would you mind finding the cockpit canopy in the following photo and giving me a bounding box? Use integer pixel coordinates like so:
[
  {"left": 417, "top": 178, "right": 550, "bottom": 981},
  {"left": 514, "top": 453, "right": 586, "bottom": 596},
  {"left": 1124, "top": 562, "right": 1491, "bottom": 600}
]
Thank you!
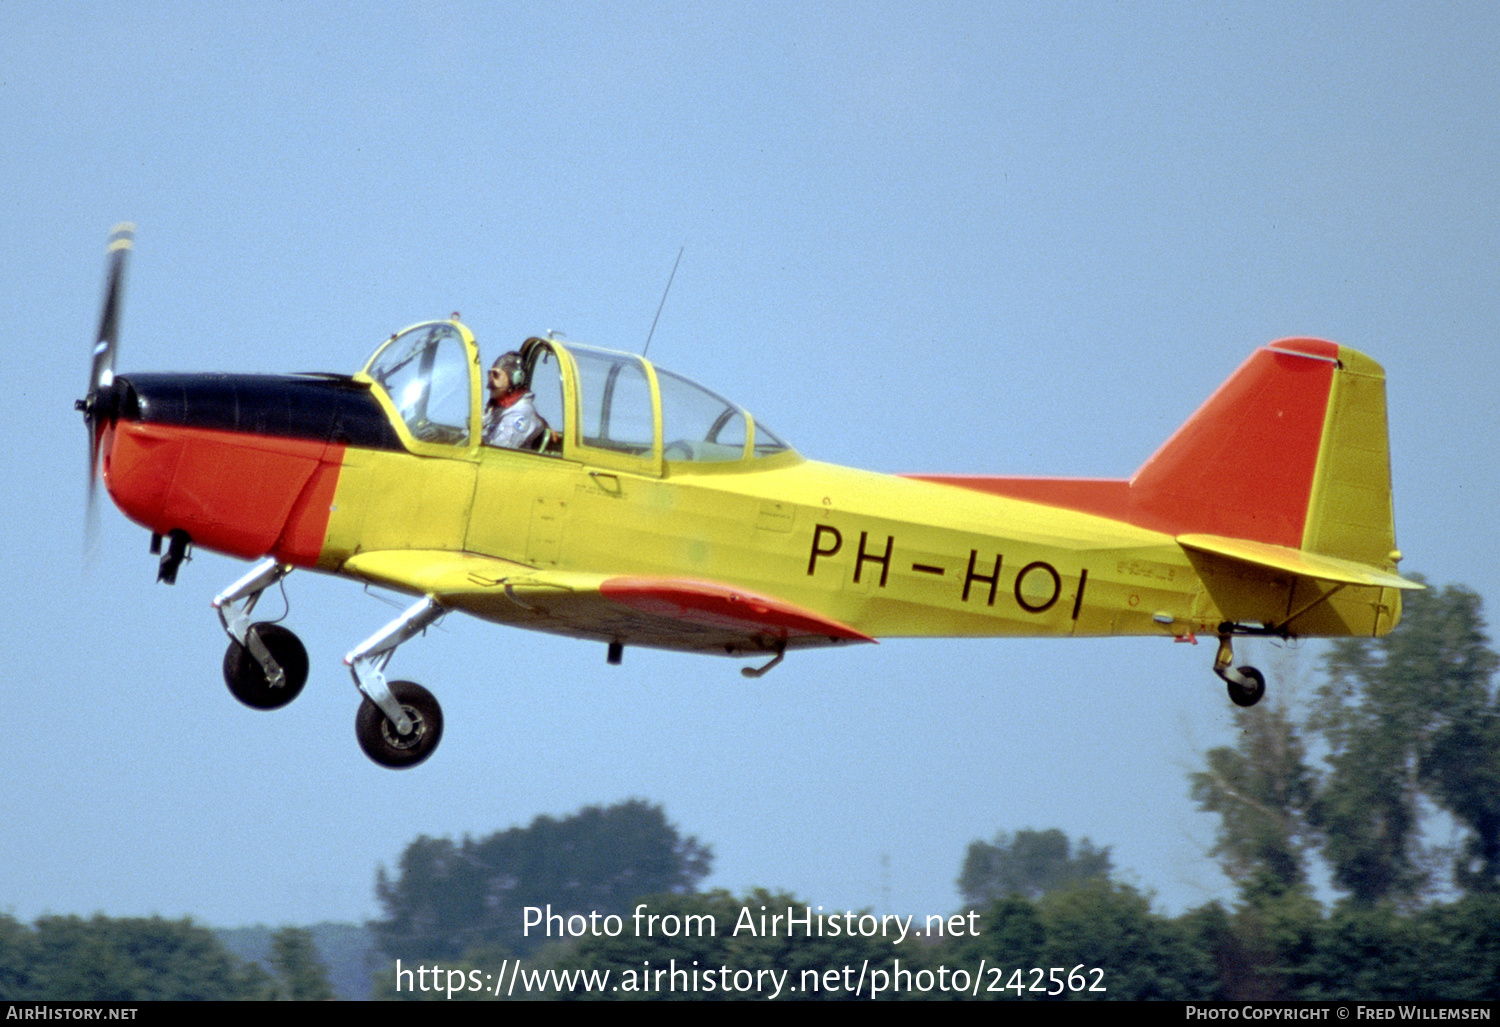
[
  {"left": 365, "top": 322, "right": 475, "bottom": 447},
  {"left": 360, "top": 321, "right": 792, "bottom": 475}
]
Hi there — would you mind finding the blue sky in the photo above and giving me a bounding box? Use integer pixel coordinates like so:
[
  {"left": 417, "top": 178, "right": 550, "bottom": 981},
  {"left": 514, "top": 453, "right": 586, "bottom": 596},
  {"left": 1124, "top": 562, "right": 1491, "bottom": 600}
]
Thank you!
[{"left": 5, "top": 2, "right": 1498, "bottom": 931}]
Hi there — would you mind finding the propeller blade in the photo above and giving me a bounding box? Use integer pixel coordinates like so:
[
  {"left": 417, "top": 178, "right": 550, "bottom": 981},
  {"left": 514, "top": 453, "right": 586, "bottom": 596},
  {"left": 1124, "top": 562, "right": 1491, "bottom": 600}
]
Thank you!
[
  {"left": 82, "top": 223, "right": 134, "bottom": 544},
  {"left": 90, "top": 223, "right": 133, "bottom": 396}
]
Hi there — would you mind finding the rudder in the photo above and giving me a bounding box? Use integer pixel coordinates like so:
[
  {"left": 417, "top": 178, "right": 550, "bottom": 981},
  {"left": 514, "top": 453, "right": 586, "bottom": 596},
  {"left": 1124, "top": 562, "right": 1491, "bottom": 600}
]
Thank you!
[{"left": 1298, "top": 346, "right": 1400, "bottom": 569}]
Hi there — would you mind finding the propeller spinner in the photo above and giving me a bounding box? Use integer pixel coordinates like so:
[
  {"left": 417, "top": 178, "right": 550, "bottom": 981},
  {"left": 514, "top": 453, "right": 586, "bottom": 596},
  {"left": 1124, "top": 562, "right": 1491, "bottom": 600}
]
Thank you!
[{"left": 78, "top": 223, "right": 134, "bottom": 536}]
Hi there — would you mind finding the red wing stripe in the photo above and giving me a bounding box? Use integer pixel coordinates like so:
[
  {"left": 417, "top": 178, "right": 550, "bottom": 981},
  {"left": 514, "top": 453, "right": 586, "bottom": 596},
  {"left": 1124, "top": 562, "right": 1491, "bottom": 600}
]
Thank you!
[{"left": 599, "top": 577, "right": 875, "bottom": 643}]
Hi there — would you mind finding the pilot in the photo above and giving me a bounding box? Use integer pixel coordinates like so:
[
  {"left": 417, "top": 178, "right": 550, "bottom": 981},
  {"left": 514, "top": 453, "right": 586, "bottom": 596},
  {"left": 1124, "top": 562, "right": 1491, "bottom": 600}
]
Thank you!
[{"left": 482, "top": 351, "right": 546, "bottom": 450}]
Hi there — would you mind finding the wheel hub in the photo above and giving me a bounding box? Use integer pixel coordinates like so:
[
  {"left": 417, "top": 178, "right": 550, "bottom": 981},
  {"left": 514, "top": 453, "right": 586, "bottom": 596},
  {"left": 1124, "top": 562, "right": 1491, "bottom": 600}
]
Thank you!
[{"left": 380, "top": 706, "right": 425, "bottom": 747}]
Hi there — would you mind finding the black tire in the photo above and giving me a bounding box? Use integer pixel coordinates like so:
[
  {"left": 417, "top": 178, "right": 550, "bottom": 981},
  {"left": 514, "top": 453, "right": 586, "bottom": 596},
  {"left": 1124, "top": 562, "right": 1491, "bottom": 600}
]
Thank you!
[
  {"left": 222, "top": 623, "right": 309, "bottom": 710},
  {"left": 355, "top": 680, "right": 443, "bottom": 769},
  {"left": 1227, "top": 666, "right": 1266, "bottom": 708}
]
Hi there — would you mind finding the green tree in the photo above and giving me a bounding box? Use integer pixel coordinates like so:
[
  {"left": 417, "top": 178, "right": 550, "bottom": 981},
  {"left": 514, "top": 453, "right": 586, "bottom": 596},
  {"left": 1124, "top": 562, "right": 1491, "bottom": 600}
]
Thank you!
[
  {"left": 1212, "top": 890, "right": 1323, "bottom": 1000},
  {"left": 0, "top": 914, "right": 37, "bottom": 999},
  {"left": 20, "top": 915, "right": 261, "bottom": 1000},
  {"left": 1298, "top": 903, "right": 1437, "bottom": 1000},
  {"left": 1314, "top": 581, "right": 1498, "bottom": 904},
  {"left": 1171, "top": 902, "right": 1238, "bottom": 1001},
  {"left": 371, "top": 834, "right": 475, "bottom": 960},
  {"left": 268, "top": 926, "right": 334, "bottom": 1000},
  {"left": 1191, "top": 703, "right": 1319, "bottom": 904},
  {"left": 947, "top": 880, "right": 1216, "bottom": 1000},
  {"left": 372, "top": 799, "right": 712, "bottom": 961},
  {"left": 939, "top": 894, "right": 1047, "bottom": 1001},
  {"left": 1036, "top": 879, "right": 1216, "bottom": 1000},
  {"left": 957, "top": 828, "right": 1111, "bottom": 906},
  {"left": 947, "top": 895, "right": 1045, "bottom": 973},
  {"left": 1414, "top": 895, "right": 1500, "bottom": 1000},
  {"left": 1423, "top": 713, "right": 1500, "bottom": 891}
]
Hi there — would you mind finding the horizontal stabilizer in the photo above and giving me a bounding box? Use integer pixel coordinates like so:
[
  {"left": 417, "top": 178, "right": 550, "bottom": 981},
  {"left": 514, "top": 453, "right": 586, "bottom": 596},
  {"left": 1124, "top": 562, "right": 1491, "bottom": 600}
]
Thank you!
[{"left": 1177, "top": 533, "right": 1423, "bottom": 591}]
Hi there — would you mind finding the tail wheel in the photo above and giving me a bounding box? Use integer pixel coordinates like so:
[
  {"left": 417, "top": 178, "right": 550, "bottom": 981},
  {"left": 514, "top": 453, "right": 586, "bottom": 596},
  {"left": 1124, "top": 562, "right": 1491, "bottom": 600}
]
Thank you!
[
  {"left": 356, "top": 680, "right": 443, "bottom": 769},
  {"left": 1227, "top": 666, "right": 1266, "bottom": 708},
  {"left": 222, "top": 623, "right": 309, "bottom": 710}
]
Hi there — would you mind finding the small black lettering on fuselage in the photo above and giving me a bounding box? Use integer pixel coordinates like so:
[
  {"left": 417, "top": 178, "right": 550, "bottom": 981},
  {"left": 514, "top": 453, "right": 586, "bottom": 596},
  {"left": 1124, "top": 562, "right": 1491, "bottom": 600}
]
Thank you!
[{"left": 807, "top": 524, "right": 1087, "bottom": 620}]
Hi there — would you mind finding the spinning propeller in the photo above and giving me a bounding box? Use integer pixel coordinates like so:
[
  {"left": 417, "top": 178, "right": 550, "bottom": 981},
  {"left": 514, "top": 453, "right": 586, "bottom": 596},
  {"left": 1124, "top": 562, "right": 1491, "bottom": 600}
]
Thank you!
[{"left": 77, "top": 223, "right": 134, "bottom": 539}]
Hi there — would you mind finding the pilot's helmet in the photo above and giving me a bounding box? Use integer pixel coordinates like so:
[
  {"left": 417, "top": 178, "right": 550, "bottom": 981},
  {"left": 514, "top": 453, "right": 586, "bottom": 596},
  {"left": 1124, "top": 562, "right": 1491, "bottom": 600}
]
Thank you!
[{"left": 491, "top": 351, "right": 527, "bottom": 389}]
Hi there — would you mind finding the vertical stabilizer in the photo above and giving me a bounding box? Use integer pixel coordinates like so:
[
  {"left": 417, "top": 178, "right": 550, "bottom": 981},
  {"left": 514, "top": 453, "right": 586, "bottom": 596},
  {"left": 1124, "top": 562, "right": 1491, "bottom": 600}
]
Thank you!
[
  {"left": 1129, "top": 338, "right": 1343, "bottom": 547},
  {"left": 1132, "top": 338, "right": 1412, "bottom": 636}
]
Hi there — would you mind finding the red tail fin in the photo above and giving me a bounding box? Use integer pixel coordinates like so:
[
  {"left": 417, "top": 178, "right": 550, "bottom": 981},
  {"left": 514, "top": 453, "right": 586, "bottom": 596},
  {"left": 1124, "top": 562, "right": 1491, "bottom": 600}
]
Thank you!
[{"left": 1128, "top": 338, "right": 1338, "bottom": 546}]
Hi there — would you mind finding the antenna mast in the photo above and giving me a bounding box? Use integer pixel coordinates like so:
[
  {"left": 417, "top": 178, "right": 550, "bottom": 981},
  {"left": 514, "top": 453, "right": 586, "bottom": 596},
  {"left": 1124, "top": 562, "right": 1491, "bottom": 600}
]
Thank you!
[{"left": 642, "top": 247, "right": 683, "bottom": 358}]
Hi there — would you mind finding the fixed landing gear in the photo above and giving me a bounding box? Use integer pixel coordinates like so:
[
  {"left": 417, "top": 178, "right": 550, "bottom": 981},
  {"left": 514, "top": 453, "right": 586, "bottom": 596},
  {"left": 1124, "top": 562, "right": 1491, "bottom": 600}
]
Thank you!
[
  {"left": 211, "top": 561, "right": 448, "bottom": 767},
  {"left": 345, "top": 597, "right": 446, "bottom": 769},
  {"left": 1213, "top": 632, "right": 1266, "bottom": 708},
  {"left": 213, "top": 559, "right": 307, "bottom": 709}
]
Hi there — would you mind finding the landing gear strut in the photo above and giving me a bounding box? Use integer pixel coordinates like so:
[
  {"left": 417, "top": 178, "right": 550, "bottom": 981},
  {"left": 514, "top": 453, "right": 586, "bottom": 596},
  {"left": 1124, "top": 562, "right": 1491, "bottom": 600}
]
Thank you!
[
  {"left": 213, "top": 558, "right": 308, "bottom": 709},
  {"left": 1213, "top": 632, "right": 1266, "bottom": 708},
  {"left": 345, "top": 597, "right": 446, "bottom": 769}
]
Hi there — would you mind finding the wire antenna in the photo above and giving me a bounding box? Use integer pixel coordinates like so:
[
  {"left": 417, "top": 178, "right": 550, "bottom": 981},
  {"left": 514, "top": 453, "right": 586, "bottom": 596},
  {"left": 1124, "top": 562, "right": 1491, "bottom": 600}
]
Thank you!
[{"left": 642, "top": 247, "right": 684, "bottom": 358}]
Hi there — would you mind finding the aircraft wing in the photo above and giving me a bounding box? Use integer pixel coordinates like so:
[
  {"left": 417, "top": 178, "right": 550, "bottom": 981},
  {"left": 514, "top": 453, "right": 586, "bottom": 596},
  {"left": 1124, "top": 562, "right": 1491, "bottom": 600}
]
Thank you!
[{"left": 340, "top": 550, "right": 874, "bottom": 655}]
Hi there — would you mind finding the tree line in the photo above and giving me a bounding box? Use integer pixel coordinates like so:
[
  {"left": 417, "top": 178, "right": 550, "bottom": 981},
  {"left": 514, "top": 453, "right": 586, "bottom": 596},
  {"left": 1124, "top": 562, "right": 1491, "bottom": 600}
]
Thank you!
[
  {"left": 3, "top": 579, "right": 1496, "bottom": 999},
  {"left": 0, "top": 919, "right": 332, "bottom": 1000}
]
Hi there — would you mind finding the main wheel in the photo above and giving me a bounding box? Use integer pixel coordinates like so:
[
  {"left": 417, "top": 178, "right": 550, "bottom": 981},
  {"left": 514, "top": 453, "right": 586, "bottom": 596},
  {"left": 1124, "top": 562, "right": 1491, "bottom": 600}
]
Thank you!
[
  {"left": 223, "top": 623, "right": 309, "bottom": 710},
  {"left": 355, "top": 680, "right": 443, "bottom": 769},
  {"left": 1227, "top": 666, "right": 1266, "bottom": 708}
]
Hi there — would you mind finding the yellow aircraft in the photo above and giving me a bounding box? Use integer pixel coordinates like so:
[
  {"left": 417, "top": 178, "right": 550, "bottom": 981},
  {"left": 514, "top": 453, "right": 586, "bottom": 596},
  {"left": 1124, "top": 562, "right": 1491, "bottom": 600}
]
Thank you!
[{"left": 79, "top": 226, "right": 1421, "bottom": 767}]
